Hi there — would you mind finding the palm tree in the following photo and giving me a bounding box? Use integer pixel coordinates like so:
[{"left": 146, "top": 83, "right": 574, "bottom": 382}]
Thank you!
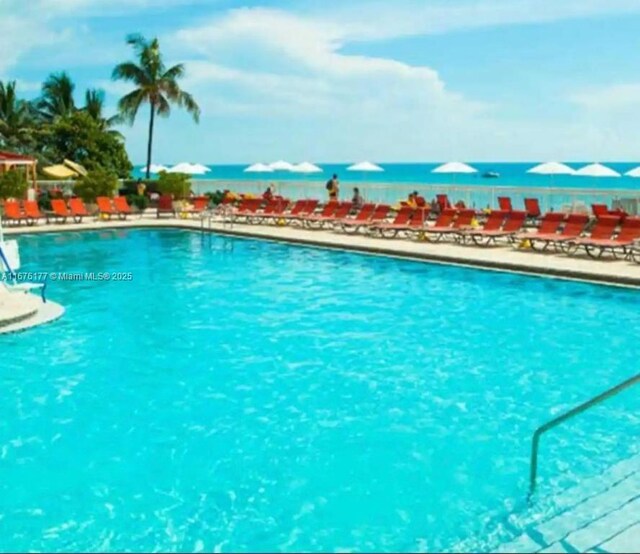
[
  {"left": 0, "top": 81, "right": 37, "bottom": 150},
  {"left": 84, "top": 88, "right": 123, "bottom": 139},
  {"left": 112, "top": 33, "right": 200, "bottom": 178},
  {"left": 38, "top": 71, "right": 76, "bottom": 121}
]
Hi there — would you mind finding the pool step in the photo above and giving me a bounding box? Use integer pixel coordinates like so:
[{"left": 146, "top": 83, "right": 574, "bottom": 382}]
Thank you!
[
  {"left": 452, "top": 454, "right": 640, "bottom": 553},
  {"left": 501, "top": 454, "right": 640, "bottom": 553}
]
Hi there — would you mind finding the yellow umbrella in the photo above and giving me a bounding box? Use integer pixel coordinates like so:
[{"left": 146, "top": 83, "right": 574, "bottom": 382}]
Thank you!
[
  {"left": 63, "top": 159, "right": 88, "bottom": 177},
  {"left": 43, "top": 164, "right": 78, "bottom": 179}
]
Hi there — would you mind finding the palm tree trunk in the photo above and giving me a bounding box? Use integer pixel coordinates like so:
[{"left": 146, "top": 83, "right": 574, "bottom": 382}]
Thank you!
[{"left": 145, "top": 101, "right": 155, "bottom": 179}]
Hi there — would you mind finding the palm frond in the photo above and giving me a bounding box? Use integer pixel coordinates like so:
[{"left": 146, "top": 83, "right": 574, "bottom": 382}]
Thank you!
[
  {"left": 112, "top": 62, "right": 149, "bottom": 85},
  {"left": 117, "top": 89, "right": 147, "bottom": 124}
]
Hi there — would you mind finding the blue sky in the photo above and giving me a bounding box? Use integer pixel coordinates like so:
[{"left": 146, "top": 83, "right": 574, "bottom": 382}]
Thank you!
[{"left": 2, "top": 0, "right": 640, "bottom": 164}]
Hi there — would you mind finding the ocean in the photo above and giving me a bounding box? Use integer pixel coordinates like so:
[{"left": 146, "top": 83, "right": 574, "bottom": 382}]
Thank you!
[{"left": 133, "top": 162, "right": 640, "bottom": 189}]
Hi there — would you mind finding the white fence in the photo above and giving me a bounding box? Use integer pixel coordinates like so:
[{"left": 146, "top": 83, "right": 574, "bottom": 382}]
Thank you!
[{"left": 36, "top": 179, "right": 640, "bottom": 215}]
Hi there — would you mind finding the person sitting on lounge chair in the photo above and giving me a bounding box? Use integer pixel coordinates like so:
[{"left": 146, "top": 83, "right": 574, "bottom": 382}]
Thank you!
[{"left": 352, "top": 187, "right": 364, "bottom": 209}]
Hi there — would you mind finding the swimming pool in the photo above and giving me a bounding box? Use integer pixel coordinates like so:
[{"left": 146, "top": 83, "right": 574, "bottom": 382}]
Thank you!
[{"left": 1, "top": 229, "right": 639, "bottom": 552}]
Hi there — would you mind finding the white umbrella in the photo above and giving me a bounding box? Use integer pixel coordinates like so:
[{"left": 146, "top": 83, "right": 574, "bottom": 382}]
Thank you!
[
  {"left": 432, "top": 161, "right": 478, "bottom": 174},
  {"left": 625, "top": 167, "right": 640, "bottom": 178},
  {"left": 347, "top": 161, "right": 384, "bottom": 172},
  {"left": 145, "top": 164, "right": 169, "bottom": 173},
  {"left": 574, "top": 163, "right": 621, "bottom": 178},
  {"left": 244, "top": 163, "right": 274, "bottom": 173},
  {"left": 527, "top": 162, "right": 576, "bottom": 175},
  {"left": 269, "top": 160, "right": 294, "bottom": 171},
  {"left": 290, "top": 162, "right": 323, "bottom": 174},
  {"left": 191, "top": 163, "right": 211, "bottom": 173},
  {"left": 167, "top": 162, "right": 207, "bottom": 175}
]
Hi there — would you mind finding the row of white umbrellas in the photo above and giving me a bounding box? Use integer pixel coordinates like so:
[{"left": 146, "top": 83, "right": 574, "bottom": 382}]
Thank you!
[
  {"left": 433, "top": 161, "right": 640, "bottom": 178},
  {"left": 145, "top": 160, "right": 640, "bottom": 178},
  {"left": 243, "top": 160, "right": 385, "bottom": 174}
]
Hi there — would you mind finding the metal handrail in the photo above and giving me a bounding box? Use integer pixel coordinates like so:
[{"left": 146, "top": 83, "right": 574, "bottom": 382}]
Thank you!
[{"left": 528, "top": 372, "right": 640, "bottom": 500}]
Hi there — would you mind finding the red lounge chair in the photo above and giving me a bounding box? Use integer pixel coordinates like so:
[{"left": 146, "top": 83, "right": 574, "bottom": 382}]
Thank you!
[
  {"left": 333, "top": 203, "right": 376, "bottom": 231},
  {"left": 498, "top": 197, "right": 513, "bottom": 212},
  {"left": 295, "top": 201, "right": 336, "bottom": 224},
  {"left": 339, "top": 204, "right": 390, "bottom": 233},
  {"left": 591, "top": 204, "right": 609, "bottom": 218},
  {"left": 564, "top": 215, "right": 622, "bottom": 256},
  {"left": 69, "top": 198, "right": 90, "bottom": 222},
  {"left": 576, "top": 217, "right": 640, "bottom": 260},
  {"left": 251, "top": 199, "right": 290, "bottom": 224},
  {"left": 516, "top": 212, "right": 565, "bottom": 243},
  {"left": 528, "top": 213, "right": 590, "bottom": 251},
  {"left": 113, "top": 196, "right": 132, "bottom": 220},
  {"left": 436, "top": 194, "right": 451, "bottom": 212},
  {"left": 48, "top": 199, "right": 70, "bottom": 223},
  {"left": 424, "top": 208, "right": 475, "bottom": 241},
  {"left": 192, "top": 197, "right": 209, "bottom": 212},
  {"left": 369, "top": 206, "right": 415, "bottom": 238},
  {"left": 282, "top": 199, "right": 320, "bottom": 224},
  {"left": 156, "top": 194, "right": 175, "bottom": 218},
  {"left": 458, "top": 210, "right": 507, "bottom": 243},
  {"left": 303, "top": 201, "right": 353, "bottom": 229},
  {"left": 403, "top": 207, "right": 433, "bottom": 239},
  {"left": 524, "top": 198, "right": 541, "bottom": 220},
  {"left": 23, "top": 201, "right": 44, "bottom": 225},
  {"left": 255, "top": 199, "right": 291, "bottom": 224},
  {"left": 464, "top": 210, "right": 527, "bottom": 246},
  {"left": 96, "top": 196, "right": 117, "bottom": 219},
  {"left": 2, "top": 200, "right": 27, "bottom": 226},
  {"left": 231, "top": 198, "right": 262, "bottom": 222}
]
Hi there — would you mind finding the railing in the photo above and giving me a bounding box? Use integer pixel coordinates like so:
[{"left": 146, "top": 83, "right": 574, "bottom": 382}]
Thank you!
[
  {"left": 528, "top": 372, "right": 640, "bottom": 501},
  {"left": 35, "top": 179, "right": 640, "bottom": 215}
]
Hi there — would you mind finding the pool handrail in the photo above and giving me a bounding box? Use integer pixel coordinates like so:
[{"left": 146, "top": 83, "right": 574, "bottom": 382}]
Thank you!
[{"left": 528, "top": 372, "right": 640, "bottom": 501}]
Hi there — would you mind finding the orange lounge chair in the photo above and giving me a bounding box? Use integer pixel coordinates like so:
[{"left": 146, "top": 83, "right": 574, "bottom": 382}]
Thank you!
[
  {"left": 424, "top": 208, "right": 475, "bottom": 241},
  {"left": 338, "top": 204, "right": 390, "bottom": 234},
  {"left": 463, "top": 210, "right": 527, "bottom": 246},
  {"left": 23, "top": 201, "right": 44, "bottom": 225},
  {"left": 113, "top": 196, "right": 132, "bottom": 220},
  {"left": 157, "top": 194, "right": 175, "bottom": 218},
  {"left": 48, "top": 199, "right": 71, "bottom": 223},
  {"left": 368, "top": 206, "right": 414, "bottom": 238},
  {"left": 2, "top": 201, "right": 28, "bottom": 226},
  {"left": 528, "top": 213, "right": 590, "bottom": 252},
  {"left": 96, "top": 196, "right": 117, "bottom": 219},
  {"left": 69, "top": 198, "right": 90, "bottom": 222},
  {"left": 564, "top": 215, "right": 622, "bottom": 256},
  {"left": 302, "top": 201, "right": 353, "bottom": 229}
]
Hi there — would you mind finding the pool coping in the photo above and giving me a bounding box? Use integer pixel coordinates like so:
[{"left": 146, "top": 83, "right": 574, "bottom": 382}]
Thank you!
[{"left": 5, "top": 216, "right": 640, "bottom": 289}]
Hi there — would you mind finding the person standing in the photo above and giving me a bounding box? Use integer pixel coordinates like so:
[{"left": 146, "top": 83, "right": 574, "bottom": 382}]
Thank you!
[{"left": 326, "top": 174, "right": 339, "bottom": 201}]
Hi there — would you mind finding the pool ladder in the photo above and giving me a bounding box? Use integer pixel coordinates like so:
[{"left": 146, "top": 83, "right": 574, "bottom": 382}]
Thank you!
[{"left": 528, "top": 372, "right": 640, "bottom": 501}]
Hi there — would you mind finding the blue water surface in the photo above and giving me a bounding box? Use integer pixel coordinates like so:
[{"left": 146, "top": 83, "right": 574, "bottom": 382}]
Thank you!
[{"left": 1, "top": 229, "right": 639, "bottom": 552}]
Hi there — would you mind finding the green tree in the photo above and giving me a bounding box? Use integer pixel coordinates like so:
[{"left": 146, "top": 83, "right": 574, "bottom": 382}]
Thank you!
[
  {"left": 42, "top": 111, "right": 132, "bottom": 177},
  {"left": 0, "top": 81, "right": 37, "bottom": 151},
  {"left": 38, "top": 71, "right": 76, "bottom": 122},
  {"left": 0, "top": 169, "right": 28, "bottom": 200},
  {"left": 112, "top": 33, "right": 200, "bottom": 179},
  {"left": 83, "top": 88, "right": 123, "bottom": 139},
  {"left": 72, "top": 168, "right": 118, "bottom": 203}
]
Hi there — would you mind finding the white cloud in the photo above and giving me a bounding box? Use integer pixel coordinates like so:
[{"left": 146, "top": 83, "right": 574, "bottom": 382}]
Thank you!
[{"left": 570, "top": 84, "right": 640, "bottom": 112}]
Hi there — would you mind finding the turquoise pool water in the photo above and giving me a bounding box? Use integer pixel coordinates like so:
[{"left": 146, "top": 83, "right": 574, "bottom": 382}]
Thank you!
[{"left": 1, "top": 229, "right": 639, "bottom": 552}]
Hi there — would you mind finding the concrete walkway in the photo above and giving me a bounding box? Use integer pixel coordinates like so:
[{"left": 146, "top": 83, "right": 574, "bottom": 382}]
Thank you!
[{"left": 4, "top": 212, "right": 640, "bottom": 288}]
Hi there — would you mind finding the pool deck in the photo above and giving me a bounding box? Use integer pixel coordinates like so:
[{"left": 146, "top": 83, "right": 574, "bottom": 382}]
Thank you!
[{"left": 4, "top": 213, "right": 640, "bottom": 288}]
